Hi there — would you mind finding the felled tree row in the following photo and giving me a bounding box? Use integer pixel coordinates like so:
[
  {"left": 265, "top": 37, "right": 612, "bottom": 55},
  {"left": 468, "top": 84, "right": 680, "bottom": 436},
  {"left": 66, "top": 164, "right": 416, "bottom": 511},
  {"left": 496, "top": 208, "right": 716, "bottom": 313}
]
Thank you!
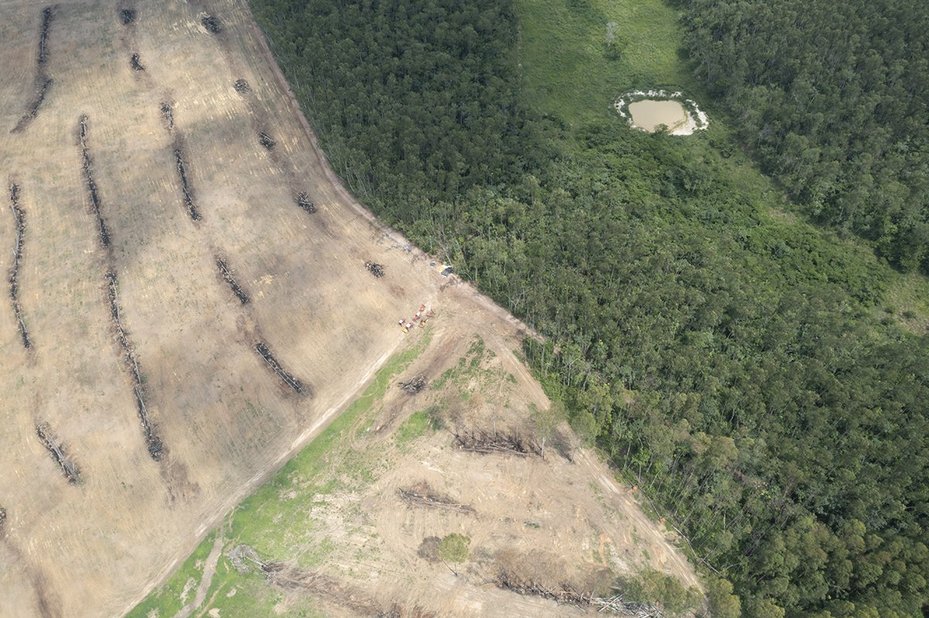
[
  {"left": 255, "top": 341, "right": 307, "bottom": 395},
  {"left": 172, "top": 146, "right": 201, "bottom": 222},
  {"left": 78, "top": 115, "right": 112, "bottom": 247},
  {"left": 105, "top": 270, "right": 164, "bottom": 461},
  {"left": 35, "top": 422, "right": 81, "bottom": 484},
  {"left": 7, "top": 183, "right": 31, "bottom": 348},
  {"left": 215, "top": 257, "right": 249, "bottom": 305},
  {"left": 12, "top": 6, "right": 56, "bottom": 133},
  {"left": 78, "top": 115, "right": 165, "bottom": 461}
]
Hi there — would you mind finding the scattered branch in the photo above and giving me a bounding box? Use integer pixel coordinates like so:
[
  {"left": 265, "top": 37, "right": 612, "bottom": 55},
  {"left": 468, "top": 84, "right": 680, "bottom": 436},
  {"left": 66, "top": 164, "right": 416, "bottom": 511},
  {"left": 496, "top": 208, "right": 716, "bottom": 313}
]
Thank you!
[{"left": 398, "top": 374, "right": 426, "bottom": 394}]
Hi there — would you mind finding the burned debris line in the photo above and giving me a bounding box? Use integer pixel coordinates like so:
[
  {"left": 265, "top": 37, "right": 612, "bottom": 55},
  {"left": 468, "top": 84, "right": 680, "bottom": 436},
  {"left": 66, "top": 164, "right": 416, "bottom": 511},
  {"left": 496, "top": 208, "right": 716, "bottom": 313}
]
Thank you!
[
  {"left": 106, "top": 271, "right": 165, "bottom": 461},
  {"left": 258, "top": 130, "right": 275, "bottom": 151},
  {"left": 216, "top": 257, "right": 249, "bottom": 304},
  {"left": 296, "top": 192, "right": 316, "bottom": 214},
  {"left": 78, "top": 115, "right": 112, "bottom": 248},
  {"left": 364, "top": 261, "right": 385, "bottom": 278},
  {"left": 255, "top": 342, "right": 307, "bottom": 395},
  {"left": 8, "top": 184, "right": 31, "bottom": 349},
  {"left": 12, "top": 77, "right": 53, "bottom": 134},
  {"left": 159, "top": 101, "right": 174, "bottom": 132},
  {"left": 173, "top": 147, "right": 201, "bottom": 221},
  {"left": 35, "top": 422, "right": 81, "bottom": 484},
  {"left": 201, "top": 14, "right": 222, "bottom": 34},
  {"left": 398, "top": 374, "right": 426, "bottom": 394},
  {"left": 37, "top": 6, "right": 53, "bottom": 66},
  {"left": 11, "top": 7, "right": 56, "bottom": 133}
]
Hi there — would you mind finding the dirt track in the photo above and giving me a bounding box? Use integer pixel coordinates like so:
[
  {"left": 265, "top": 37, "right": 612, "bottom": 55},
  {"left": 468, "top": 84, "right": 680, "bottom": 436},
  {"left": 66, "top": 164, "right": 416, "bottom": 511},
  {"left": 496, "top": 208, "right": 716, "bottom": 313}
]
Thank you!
[{"left": 0, "top": 1, "right": 698, "bottom": 616}]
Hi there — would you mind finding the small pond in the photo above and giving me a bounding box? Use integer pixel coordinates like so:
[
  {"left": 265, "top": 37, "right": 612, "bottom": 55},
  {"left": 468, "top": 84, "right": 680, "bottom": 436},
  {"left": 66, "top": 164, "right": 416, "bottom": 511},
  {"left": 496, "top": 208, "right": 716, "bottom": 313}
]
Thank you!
[
  {"left": 628, "top": 99, "right": 689, "bottom": 133},
  {"left": 614, "top": 90, "right": 709, "bottom": 135}
]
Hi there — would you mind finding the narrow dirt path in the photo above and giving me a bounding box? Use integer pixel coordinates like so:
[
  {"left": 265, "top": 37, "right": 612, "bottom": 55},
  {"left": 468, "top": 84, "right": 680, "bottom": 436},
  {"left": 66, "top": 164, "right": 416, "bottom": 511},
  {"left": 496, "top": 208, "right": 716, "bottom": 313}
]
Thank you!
[
  {"left": 173, "top": 528, "right": 224, "bottom": 618},
  {"left": 577, "top": 450, "right": 700, "bottom": 589}
]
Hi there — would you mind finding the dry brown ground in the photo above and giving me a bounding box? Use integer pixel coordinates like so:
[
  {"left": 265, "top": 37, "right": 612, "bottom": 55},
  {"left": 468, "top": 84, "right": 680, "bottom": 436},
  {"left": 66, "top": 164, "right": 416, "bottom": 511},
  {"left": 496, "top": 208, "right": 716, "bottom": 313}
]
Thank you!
[
  {"left": 263, "top": 300, "right": 703, "bottom": 616},
  {"left": 0, "top": 1, "right": 698, "bottom": 616}
]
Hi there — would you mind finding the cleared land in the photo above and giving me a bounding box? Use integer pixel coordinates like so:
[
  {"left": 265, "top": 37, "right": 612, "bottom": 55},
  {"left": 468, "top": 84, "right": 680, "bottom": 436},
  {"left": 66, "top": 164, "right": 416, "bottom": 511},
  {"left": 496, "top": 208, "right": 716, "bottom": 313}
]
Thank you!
[
  {"left": 0, "top": 1, "right": 698, "bottom": 616},
  {"left": 129, "top": 292, "right": 701, "bottom": 617}
]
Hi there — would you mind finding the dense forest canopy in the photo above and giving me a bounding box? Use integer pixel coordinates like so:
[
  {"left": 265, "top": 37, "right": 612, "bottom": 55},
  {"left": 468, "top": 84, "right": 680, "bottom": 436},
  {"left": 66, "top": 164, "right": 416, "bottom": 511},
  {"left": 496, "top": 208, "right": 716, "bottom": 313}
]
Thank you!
[
  {"left": 251, "top": 0, "right": 929, "bottom": 615},
  {"left": 676, "top": 0, "right": 929, "bottom": 273}
]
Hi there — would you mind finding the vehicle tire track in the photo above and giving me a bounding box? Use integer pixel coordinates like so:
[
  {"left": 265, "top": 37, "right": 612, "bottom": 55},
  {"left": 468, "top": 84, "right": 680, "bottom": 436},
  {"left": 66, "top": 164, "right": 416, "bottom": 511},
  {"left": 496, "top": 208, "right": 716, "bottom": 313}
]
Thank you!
[
  {"left": 0, "top": 507, "right": 62, "bottom": 618},
  {"left": 173, "top": 527, "right": 224, "bottom": 618}
]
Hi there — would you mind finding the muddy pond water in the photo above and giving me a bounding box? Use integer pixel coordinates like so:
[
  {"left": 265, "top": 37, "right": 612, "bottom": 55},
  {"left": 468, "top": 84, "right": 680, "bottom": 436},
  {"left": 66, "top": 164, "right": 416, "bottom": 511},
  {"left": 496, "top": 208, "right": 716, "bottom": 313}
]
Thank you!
[{"left": 627, "top": 99, "right": 689, "bottom": 133}]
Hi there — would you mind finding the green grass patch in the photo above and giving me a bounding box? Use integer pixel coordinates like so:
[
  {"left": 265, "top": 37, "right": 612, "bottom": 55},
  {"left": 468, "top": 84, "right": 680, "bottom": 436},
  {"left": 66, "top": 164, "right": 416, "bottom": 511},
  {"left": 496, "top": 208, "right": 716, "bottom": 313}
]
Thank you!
[
  {"left": 395, "top": 406, "right": 439, "bottom": 447},
  {"left": 127, "top": 531, "right": 217, "bottom": 618},
  {"left": 518, "top": 0, "right": 693, "bottom": 126},
  {"left": 437, "top": 533, "right": 470, "bottom": 563},
  {"left": 128, "top": 331, "right": 432, "bottom": 617},
  {"left": 430, "top": 336, "right": 490, "bottom": 391}
]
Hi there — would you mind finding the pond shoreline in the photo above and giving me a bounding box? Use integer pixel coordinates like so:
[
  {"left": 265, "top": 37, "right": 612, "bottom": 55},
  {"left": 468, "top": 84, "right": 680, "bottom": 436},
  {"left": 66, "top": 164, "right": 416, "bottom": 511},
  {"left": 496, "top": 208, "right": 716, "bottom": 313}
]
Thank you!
[{"left": 614, "top": 89, "right": 709, "bottom": 135}]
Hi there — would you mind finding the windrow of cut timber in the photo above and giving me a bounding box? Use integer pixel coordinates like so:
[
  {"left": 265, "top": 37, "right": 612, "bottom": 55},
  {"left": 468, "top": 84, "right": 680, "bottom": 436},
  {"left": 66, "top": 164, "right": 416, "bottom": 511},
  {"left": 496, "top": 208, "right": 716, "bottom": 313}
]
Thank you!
[
  {"left": 37, "top": 6, "right": 52, "bottom": 66},
  {"left": 228, "top": 70, "right": 316, "bottom": 219},
  {"left": 255, "top": 342, "right": 307, "bottom": 395},
  {"left": 158, "top": 102, "right": 200, "bottom": 221},
  {"left": 7, "top": 183, "right": 31, "bottom": 348},
  {"left": 106, "top": 270, "right": 164, "bottom": 461},
  {"left": 215, "top": 257, "right": 249, "bottom": 305},
  {"left": 11, "top": 7, "right": 56, "bottom": 133},
  {"left": 159, "top": 101, "right": 173, "bottom": 132},
  {"left": 172, "top": 145, "right": 200, "bottom": 222},
  {"left": 35, "top": 422, "right": 81, "bottom": 484},
  {"left": 78, "top": 115, "right": 112, "bottom": 248},
  {"left": 77, "top": 115, "right": 165, "bottom": 462}
]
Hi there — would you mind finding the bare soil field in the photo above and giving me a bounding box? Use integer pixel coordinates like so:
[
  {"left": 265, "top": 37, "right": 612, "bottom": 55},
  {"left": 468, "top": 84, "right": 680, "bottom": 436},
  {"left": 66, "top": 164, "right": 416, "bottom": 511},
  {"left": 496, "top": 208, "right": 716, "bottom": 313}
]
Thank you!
[{"left": 0, "top": 1, "right": 699, "bottom": 616}]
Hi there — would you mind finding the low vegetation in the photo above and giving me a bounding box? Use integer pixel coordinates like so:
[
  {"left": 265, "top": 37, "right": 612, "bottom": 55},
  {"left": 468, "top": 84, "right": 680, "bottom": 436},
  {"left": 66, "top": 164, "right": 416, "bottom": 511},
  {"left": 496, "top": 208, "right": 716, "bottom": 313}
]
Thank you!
[
  {"left": 437, "top": 533, "right": 470, "bottom": 563},
  {"left": 253, "top": 0, "right": 929, "bottom": 615},
  {"left": 128, "top": 334, "right": 431, "bottom": 617}
]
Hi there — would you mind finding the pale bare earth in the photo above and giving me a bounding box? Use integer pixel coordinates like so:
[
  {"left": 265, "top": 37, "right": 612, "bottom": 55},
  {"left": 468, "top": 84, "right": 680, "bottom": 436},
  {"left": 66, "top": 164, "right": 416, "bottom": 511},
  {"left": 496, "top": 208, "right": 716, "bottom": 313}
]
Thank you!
[
  {"left": 0, "top": 1, "right": 699, "bottom": 616},
  {"left": 277, "top": 302, "right": 704, "bottom": 616}
]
